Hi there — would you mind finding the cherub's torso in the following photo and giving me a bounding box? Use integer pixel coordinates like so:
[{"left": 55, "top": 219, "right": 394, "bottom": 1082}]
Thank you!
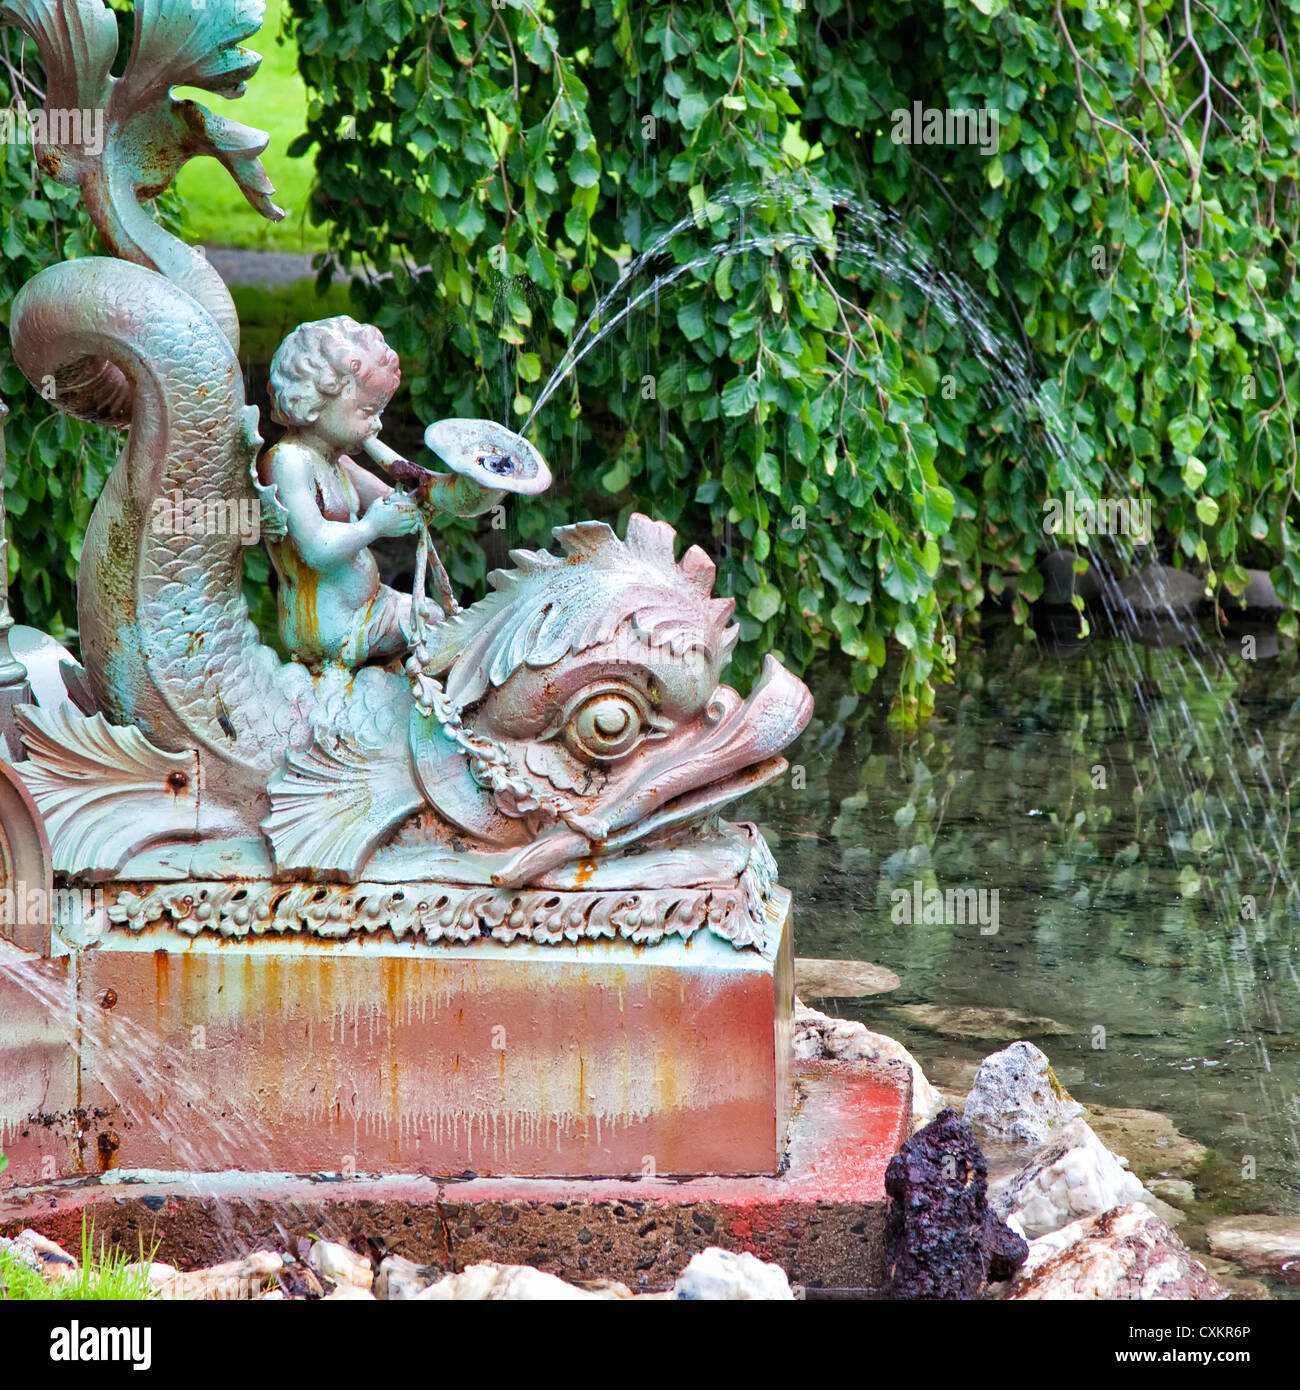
[{"left": 260, "top": 440, "right": 384, "bottom": 664}]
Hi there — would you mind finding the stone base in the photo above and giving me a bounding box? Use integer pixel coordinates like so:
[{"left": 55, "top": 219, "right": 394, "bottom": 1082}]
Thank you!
[
  {"left": 1, "top": 891, "right": 793, "bottom": 1181},
  {"left": 0, "top": 1059, "right": 911, "bottom": 1292}
]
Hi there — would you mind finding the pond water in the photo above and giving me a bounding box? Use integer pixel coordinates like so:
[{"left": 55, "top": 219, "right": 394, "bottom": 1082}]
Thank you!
[{"left": 740, "top": 610, "right": 1300, "bottom": 1277}]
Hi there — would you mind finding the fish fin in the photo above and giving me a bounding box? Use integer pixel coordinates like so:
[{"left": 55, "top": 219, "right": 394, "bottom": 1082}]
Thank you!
[{"left": 262, "top": 729, "right": 422, "bottom": 880}]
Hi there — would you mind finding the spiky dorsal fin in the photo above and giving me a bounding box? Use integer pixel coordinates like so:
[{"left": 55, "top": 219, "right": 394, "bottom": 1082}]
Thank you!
[
  {"left": 0, "top": 0, "right": 116, "bottom": 112},
  {"left": 426, "top": 514, "right": 739, "bottom": 711}
]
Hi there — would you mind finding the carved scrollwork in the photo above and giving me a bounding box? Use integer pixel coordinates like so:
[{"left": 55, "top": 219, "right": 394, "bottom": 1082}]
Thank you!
[{"left": 104, "top": 858, "right": 776, "bottom": 954}]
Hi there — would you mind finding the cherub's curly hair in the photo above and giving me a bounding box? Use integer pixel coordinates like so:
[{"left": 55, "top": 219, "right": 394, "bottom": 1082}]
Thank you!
[{"left": 268, "top": 316, "right": 400, "bottom": 427}]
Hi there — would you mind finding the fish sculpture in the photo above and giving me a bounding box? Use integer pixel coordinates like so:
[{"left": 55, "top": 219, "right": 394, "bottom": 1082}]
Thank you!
[{"left": 1, "top": 0, "right": 812, "bottom": 937}]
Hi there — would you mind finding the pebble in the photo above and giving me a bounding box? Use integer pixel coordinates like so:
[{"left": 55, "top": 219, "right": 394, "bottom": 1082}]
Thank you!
[
  {"left": 1205, "top": 1215, "right": 1300, "bottom": 1284},
  {"left": 893, "top": 1004, "right": 1068, "bottom": 1041},
  {"left": 793, "top": 957, "right": 900, "bottom": 998},
  {"left": 307, "top": 1239, "right": 373, "bottom": 1291},
  {"left": 375, "top": 1254, "right": 443, "bottom": 1300}
]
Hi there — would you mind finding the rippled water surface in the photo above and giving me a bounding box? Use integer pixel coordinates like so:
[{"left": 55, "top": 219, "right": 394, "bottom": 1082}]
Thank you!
[{"left": 741, "top": 613, "right": 1300, "bottom": 1254}]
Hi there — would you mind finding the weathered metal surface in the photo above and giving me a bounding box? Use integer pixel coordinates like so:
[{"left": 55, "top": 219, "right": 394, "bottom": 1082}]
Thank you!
[
  {"left": 102, "top": 859, "right": 780, "bottom": 953},
  {"left": 0, "top": 952, "right": 74, "bottom": 1172},
  {"left": 0, "top": 758, "right": 53, "bottom": 955},
  {"left": 0, "top": 397, "right": 33, "bottom": 762},
  {"left": 0, "top": 891, "right": 794, "bottom": 1181},
  {"left": 5, "top": 0, "right": 812, "bottom": 899},
  {"left": 0, "top": 0, "right": 838, "bottom": 1196},
  {"left": 0, "top": 1059, "right": 911, "bottom": 1291}
]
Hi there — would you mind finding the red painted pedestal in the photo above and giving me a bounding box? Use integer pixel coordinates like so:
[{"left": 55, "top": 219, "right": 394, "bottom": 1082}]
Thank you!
[
  {"left": 0, "top": 1058, "right": 912, "bottom": 1291},
  {"left": 2, "top": 899, "right": 793, "bottom": 1181}
]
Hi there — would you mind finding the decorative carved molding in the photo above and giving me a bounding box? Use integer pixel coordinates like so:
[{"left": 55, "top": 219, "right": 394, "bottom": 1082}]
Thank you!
[{"left": 104, "top": 858, "right": 778, "bottom": 954}]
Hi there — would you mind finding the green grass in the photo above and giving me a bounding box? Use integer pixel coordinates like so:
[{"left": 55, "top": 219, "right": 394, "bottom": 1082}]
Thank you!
[
  {"left": 175, "top": 0, "right": 325, "bottom": 253},
  {"left": 231, "top": 280, "right": 353, "bottom": 364},
  {"left": 0, "top": 1221, "right": 157, "bottom": 1301}
]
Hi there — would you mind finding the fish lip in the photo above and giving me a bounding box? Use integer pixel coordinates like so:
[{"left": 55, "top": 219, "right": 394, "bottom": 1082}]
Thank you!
[{"left": 600, "top": 756, "right": 789, "bottom": 851}]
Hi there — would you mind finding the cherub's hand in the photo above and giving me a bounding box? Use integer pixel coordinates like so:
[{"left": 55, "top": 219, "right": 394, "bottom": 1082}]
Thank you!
[{"left": 366, "top": 490, "right": 423, "bottom": 540}]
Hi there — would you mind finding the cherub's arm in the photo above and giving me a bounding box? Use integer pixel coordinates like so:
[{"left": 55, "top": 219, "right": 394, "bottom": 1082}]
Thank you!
[
  {"left": 269, "top": 444, "right": 418, "bottom": 569},
  {"left": 339, "top": 454, "right": 393, "bottom": 510}
]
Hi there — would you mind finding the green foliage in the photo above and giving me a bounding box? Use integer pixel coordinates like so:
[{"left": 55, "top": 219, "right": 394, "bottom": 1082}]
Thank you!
[
  {"left": 5, "top": 2, "right": 1299, "bottom": 707},
  {"left": 286, "top": 0, "right": 1300, "bottom": 714},
  {"left": 1, "top": 29, "right": 115, "bottom": 644},
  {"left": 0, "top": 1219, "right": 157, "bottom": 1300}
]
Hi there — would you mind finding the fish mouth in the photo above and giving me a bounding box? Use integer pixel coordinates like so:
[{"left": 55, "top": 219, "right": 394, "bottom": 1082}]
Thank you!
[
  {"left": 598, "top": 756, "right": 789, "bottom": 852},
  {"left": 491, "top": 655, "right": 812, "bottom": 888}
]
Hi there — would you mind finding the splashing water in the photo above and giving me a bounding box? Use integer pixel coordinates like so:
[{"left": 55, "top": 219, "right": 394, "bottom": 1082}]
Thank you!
[{"left": 0, "top": 938, "right": 274, "bottom": 1179}]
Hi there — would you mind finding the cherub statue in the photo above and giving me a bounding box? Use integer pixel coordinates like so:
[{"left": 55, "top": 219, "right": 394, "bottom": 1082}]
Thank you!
[{"left": 258, "top": 316, "right": 435, "bottom": 669}]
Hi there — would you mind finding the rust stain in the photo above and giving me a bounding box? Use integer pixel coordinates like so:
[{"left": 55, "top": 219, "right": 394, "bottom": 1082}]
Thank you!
[
  {"left": 572, "top": 859, "right": 598, "bottom": 888},
  {"left": 95, "top": 1129, "right": 120, "bottom": 1173}
]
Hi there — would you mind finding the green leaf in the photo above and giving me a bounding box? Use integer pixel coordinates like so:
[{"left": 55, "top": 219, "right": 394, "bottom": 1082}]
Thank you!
[
  {"left": 1182, "top": 457, "right": 1208, "bottom": 491},
  {"left": 721, "top": 375, "right": 759, "bottom": 417},
  {"left": 747, "top": 582, "right": 782, "bottom": 622}
]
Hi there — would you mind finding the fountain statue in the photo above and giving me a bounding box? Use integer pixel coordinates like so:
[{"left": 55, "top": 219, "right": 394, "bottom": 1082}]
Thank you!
[{"left": 0, "top": 0, "right": 822, "bottom": 1183}]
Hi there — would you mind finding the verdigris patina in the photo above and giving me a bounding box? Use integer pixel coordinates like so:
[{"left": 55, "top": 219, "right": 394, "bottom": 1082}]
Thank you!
[
  {"left": 0, "top": 0, "right": 811, "bottom": 1182},
  {"left": 1, "top": 0, "right": 810, "bottom": 948}
]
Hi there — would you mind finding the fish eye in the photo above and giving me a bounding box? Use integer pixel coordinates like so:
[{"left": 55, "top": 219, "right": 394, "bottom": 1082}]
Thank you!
[{"left": 564, "top": 689, "right": 647, "bottom": 761}]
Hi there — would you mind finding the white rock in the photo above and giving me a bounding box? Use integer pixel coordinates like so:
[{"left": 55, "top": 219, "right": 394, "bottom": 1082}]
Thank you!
[
  {"left": 124, "top": 1260, "right": 179, "bottom": 1291},
  {"left": 992, "top": 1204, "right": 1226, "bottom": 1300},
  {"left": 1206, "top": 1215, "right": 1300, "bottom": 1283},
  {"left": 417, "top": 1263, "right": 618, "bottom": 1301},
  {"left": 157, "top": 1251, "right": 283, "bottom": 1301},
  {"left": 793, "top": 1001, "right": 942, "bottom": 1125},
  {"left": 1147, "top": 1178, "right": 1196, "bottom": 1207},
  {"left": 992, "top": 1119, "right": 1144, "bottom": 1238},
  {"left": 963, "top": 1040, "right": 1085, "bottom": 1151},
  {"left": 0, "top": 1230, "right": 78, "bottom": 1282},
  {"left": 376, "top": 1254, "right": 441, "bottom": 1300},
  {"left": 307, "top": 1239, "right": 373, "bottom": 1291},
  {"left": 323, "top": 1283, "right": 376, "bottom": 1300},
  {"left": 672, "top": 1248, "right": 793, "bottom": 1301}
]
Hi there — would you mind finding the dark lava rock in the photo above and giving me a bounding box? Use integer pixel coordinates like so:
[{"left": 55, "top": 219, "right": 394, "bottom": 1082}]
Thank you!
[
  {"left": 1038, "top": 549, "right": 1102, "bottom": 608},
  {"left": 1218, "top": 568, "right": 1282, "bottom": 616},
  {"left": 1116, "top": 564, "right": 1205, "bottom": 618},
  {"left": 883, "top": 1108, "right": 1028, "bottom": 1300}
]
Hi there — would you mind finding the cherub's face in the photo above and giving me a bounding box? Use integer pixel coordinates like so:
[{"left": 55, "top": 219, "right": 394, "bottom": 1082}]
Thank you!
[{"left": 312, "top": 374, "right": 391, "bottom": 455}]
